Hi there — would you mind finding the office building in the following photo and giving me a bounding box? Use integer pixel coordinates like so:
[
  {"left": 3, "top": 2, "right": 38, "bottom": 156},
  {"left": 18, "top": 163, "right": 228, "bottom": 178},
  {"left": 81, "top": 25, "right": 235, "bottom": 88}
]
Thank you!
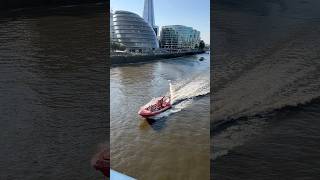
[
  {"left": 160, "top": 25, "right": 200, "bottom": 52},
  {"left": 143, "top": 0, "right": 159, "bottom": 36}
]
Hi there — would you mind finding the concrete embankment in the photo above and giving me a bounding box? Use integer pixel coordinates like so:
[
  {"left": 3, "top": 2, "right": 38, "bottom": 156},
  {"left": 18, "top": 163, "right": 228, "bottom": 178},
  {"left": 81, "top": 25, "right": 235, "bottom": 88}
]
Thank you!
[{"left": 111, "top": 51, "right": 206, "bottom": 65}]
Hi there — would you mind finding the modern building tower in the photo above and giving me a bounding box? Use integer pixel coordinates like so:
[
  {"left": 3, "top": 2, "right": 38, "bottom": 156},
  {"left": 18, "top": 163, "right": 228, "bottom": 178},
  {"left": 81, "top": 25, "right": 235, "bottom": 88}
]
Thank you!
[{"left": 143, "top": 0, "right": 158, "bottom": 36}]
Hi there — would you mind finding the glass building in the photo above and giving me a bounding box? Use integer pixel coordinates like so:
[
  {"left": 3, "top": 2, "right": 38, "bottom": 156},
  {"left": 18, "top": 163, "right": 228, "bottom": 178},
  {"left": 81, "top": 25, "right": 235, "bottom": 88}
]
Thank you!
[
  {"left": 160, "top": 25, "right": 200, "bottom": 52},
  {"left": 143, "top": 0, "right": 158, "bottom": 36},
  {"left": 110, "top": 10, "right": 115, "bottom": 41},
  {"left": 111, "top": 10, "right": 159, "bottom": 53}
]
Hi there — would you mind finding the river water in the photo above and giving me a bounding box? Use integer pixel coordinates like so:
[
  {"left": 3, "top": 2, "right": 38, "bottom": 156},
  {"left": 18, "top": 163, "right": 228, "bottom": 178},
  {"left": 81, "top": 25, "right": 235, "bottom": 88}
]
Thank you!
[
  {"left": 111, "top": 53, "right": 210, "bottom": 180},
  {"left": 212, "top": 0, "right": 320, "bottom": 179},
  {"left": 0, "top": 4, "right": 107, "bottom": 180}
]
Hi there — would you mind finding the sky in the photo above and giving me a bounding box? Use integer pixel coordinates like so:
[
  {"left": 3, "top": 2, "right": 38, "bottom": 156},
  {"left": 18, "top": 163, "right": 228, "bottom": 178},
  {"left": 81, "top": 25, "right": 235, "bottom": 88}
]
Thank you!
[{"left": 110, "top": 0, "right": 210, "bottom": 44}]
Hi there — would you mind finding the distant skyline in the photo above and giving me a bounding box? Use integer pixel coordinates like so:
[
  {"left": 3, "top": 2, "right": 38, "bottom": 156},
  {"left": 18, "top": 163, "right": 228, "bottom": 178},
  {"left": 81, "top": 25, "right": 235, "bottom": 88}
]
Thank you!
[{"left": 110, "top": 0, "right": 210, "bottom": 44}]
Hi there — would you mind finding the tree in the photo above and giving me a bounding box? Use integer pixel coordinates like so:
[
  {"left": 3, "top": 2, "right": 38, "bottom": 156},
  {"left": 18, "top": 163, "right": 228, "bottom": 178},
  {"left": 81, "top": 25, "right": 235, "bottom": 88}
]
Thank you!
[
  {"left": 110, "top": 42, "right": 119, "bottom": 51},
  {"left": 199, "top": 40, "right": 205, "bottom": 50},
  {"left": 118, "top": 44, "right": 126, "bottom": 51},
  {"left": 111, "top": 42, "right": 126, "bottom": 51}
]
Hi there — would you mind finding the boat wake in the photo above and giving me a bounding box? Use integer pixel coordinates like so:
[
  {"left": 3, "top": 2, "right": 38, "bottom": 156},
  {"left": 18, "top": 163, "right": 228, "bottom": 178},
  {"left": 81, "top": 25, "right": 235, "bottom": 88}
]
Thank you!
[
  {"left": 151, "top": 71, "right": 210, "bottom": 119},
  {"left": 212, "top": 24, "right": 320, "bottom": 160}
]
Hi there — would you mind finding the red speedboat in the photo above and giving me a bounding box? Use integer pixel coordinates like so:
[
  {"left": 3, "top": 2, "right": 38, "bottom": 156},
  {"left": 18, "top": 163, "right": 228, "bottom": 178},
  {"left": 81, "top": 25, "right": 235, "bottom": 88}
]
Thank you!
[{"left": 138, "top": 96, "right": 172, "bottom": 118}]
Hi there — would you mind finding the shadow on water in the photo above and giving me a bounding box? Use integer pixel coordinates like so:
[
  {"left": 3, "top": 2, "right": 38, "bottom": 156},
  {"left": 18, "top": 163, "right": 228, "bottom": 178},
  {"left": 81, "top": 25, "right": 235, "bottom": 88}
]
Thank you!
[{"left": 139, "top": 117, "right": 168, "bottom": 132}]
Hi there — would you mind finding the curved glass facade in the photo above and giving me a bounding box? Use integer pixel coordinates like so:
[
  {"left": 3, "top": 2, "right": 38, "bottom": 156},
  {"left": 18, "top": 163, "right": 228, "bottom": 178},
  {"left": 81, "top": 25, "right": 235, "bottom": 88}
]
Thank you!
[{"left": 112, "top": 10, "right": 159, "bottom": 52}]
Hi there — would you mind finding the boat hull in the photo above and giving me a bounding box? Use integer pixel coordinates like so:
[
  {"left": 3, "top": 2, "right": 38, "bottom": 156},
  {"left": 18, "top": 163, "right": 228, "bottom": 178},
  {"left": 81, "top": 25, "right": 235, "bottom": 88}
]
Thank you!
[
  {"left": 138, "top": 96, "right": 171, "bottom": 118},
  {"left": 138, "top": 105, "right": 172, "bottom": 118}
]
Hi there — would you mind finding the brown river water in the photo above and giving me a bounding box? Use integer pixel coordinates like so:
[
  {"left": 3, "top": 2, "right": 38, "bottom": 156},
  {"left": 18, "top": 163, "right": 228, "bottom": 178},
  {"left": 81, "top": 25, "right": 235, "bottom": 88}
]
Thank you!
[{"left": 111, "top": 53, "right": 210, "bottom": 180}]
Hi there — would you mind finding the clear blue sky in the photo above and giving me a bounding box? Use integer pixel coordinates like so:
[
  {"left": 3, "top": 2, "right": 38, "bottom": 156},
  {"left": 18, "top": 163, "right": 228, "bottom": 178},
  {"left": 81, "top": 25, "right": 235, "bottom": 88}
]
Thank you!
[{"left": 110, "top": 0, "right": 210, "bottom": 44}]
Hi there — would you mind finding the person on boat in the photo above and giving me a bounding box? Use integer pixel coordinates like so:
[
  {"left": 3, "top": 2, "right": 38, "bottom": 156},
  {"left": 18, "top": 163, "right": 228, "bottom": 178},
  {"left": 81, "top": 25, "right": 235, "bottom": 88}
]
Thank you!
[{"left": 157, "top": 98, "right": 164, "bottom": 108}]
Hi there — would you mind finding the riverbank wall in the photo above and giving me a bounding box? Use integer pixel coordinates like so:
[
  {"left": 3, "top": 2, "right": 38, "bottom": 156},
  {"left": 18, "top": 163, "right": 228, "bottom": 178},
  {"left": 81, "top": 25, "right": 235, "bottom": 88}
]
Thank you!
[{"left": 111, "top": 51, "right": 206, "bottom": 65}]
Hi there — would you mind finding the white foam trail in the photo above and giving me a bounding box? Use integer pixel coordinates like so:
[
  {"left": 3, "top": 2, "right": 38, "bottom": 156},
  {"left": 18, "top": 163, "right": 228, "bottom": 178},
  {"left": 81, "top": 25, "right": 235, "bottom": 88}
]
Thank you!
[
  {"left": 151, "top": 73, "right": 210, "bottom": 119},
  {"left": 169, "top": 82, "right": 175, "bottom": 102},
  {"left": 171, "top": 74, "right": 210, "bottom": 104}
]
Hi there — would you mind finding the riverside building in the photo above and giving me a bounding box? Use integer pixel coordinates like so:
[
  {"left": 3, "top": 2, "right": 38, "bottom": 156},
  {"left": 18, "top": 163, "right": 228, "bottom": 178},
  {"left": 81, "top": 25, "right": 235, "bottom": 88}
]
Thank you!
[
  {"left": 111, "top": 10, "right": 159, "bottom": 53},
  {"left": 160, "top": 25, "right": 201, "bottom": 52}
]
